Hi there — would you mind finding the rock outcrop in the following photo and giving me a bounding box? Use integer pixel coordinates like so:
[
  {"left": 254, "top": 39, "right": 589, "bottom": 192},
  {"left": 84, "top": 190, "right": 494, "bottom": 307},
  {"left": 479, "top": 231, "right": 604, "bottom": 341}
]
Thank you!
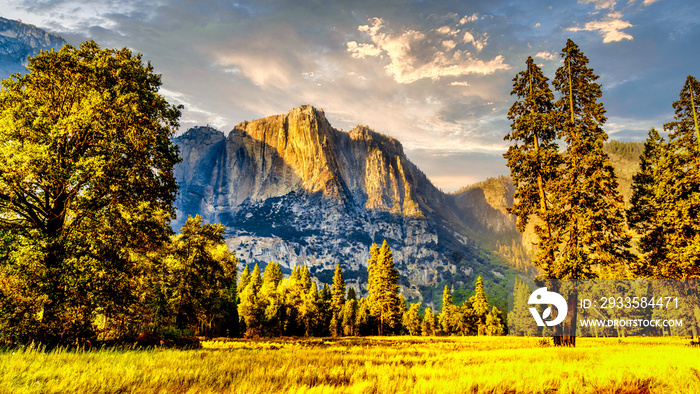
[
  {"left": 174, "top": 106, "right": 522, "bottom": 302},
  {"left": 0, "top": 17, "right": 66, "bottom": 78}
]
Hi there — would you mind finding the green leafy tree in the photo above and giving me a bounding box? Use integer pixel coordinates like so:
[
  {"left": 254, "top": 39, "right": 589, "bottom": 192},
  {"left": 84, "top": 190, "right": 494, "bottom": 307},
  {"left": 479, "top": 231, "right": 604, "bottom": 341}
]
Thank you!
[
  {"left": 0, "top": 41, "right": 181, "bottom": 346},
  {"left": 367, "top": 240, "right": 402, "bottom": 335},
  {"left": 160, "top": 216, "right": 238, "bottom": 337}
]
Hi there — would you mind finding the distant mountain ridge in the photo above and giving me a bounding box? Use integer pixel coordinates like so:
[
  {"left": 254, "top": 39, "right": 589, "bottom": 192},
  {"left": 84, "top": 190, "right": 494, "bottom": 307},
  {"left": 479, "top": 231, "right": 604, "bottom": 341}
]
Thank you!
[
  {"left": 0, "top": 17, "right": 66, "bottom": 78},
  {"left": 174, "top": 106, "right": 526, "bottom": 303}
]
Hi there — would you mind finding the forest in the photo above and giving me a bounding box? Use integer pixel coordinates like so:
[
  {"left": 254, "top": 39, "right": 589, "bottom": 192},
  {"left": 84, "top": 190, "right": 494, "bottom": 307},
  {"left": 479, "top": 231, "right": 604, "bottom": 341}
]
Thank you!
[{"left": 0, "top": 37, "right": 698, "bottom": 349}]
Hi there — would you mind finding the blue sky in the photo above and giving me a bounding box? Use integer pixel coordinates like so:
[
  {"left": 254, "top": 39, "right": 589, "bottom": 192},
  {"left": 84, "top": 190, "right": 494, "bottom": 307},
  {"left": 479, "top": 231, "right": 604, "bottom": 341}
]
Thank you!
[{"left": 1, "top": 0, "right": 698, "bottom": 190}]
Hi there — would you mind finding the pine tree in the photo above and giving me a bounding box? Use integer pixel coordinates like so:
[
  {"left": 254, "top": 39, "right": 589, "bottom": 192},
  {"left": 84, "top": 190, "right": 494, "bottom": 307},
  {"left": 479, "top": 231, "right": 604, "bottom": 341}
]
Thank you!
[
  {"left": 504, "top": 56, "right": 562, "bottom": 274},
  {"left": 508, "top": 278, "right": 539, "bottom": 336},
  {"left": 356, "top": 297, "right": 374, "bottom": 335},
  {"left": 347, "top": 287, "right": 357, "bottom": 302},
  {"left": 422, "top": 307, "right": 436, "bottom": 336},
  {"left": 627, "top": 129, "right": 671, "bottom": 276},
  {"left": 342, "top": 298, "right": 358, "bottom": 336},
  {"left": 331, "top": 264, "right": 346, "bottom": 336},
  {"left": 649, "top": 75, "right": 700, "bottom": 277},
  {"left": 260, "top": 262, "right": 282, "bottom": 337},
  {"left": 402, "top": 302, "right": 422, "bottom": 336},
  {"left": 367, "top": 240, "right": 402, "bottom": 335},
  {"left": 471, "top": 276, "right": 490, "bottom": 335},
  {"left": 485, "top": 306, "right": 505, "bottom": 336},
  {"left": 238, "top": 265, "right": 251, "bottom": 296},
  {"left": 549, "top": 39, "right": 631, "bottom": 346},
  {"left": 301, "top": 282, "right": 320, "bottom": 337},
  {"left": 238, "top": 263, "right": 264, "bottom": 338},
  {"left": 552, "top": 38, "right": 631, "bottom": 279},
  {"left": 318, "top": 283, "right": 332, "bottom": 336},
  {"left": 439, "top": 285, "right": 455, "bottom": 335}
]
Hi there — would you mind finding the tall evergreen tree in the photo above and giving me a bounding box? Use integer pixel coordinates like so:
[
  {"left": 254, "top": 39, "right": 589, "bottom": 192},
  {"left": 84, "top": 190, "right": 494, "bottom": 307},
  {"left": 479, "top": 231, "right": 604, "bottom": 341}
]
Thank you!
[
  {"left": 439, "top": 285, "right": 455, "bottom": 335},
  {"left": 550, "top": 39, "right": 631, "bottom": 346},
  {"left": 421, "top": 307, "right": 436, "bottom": 336},
  {"left": 238, "top": 265, "right": 251, "bottom": 296},
  {"left": 504, "top": 56, "right": 562, "bottom": 274},
  {"left": 402, "top": 302, "right": 422, "bottom": 336},
  {"left": 342, "top": 298, "right": 358, "bottom": 336},
  {"left": 238, "top": 263, "right": 263, "bottom": 338},
  {"left": 485, "top": 306, "right": 505, "bottom": 336},
  {"left": 647, "top": 75, "right": 700, "bottom": 277},
  {"left": 508, "top": 278, "right": 539, "bottom": 336},
  {"left": 471, "top": 276, "right": 490, "bottom": 335},
  {"left": 260, "top": 262, "right": 283, "bottom": 337},
  {"left": 551, "top": 39, "right": 630, "bottom": 279},
  {"left": 330, "top": 264, "right": 346, "bottom": 336},
  {"left": 347, "top": 287, "right": 357, "bottom": 302},
  {"left": 627, "top": 129, "right": 671, "bottom": 276},
  {"left": 301, "top": 282, "right": 320, "bottom": 336},
  {"left": 367, "top": 240, "right": 402, "bottom": 335}
]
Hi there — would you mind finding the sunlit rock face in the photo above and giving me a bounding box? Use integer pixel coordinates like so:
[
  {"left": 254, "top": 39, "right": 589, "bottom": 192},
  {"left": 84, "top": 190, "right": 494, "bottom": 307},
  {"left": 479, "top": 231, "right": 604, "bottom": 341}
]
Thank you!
[
  {"left": 174, "top": 106, "right": 523, "bottom": 302},
  {"left": 0, "top": 17, "right": 66, "bottom": 78}
]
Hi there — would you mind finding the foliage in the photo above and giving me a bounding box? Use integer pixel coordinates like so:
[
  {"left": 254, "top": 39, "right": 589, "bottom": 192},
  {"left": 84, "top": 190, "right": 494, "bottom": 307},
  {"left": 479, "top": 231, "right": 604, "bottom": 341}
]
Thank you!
[
  {"left": 0, "top": 41, "right": 181, "bottom": 346},
  {"left": 629, "top": 76, "right": 700, "bottom": 278},
  {"left": 367, "top": 240, "right": 402, "bottom": 335}
]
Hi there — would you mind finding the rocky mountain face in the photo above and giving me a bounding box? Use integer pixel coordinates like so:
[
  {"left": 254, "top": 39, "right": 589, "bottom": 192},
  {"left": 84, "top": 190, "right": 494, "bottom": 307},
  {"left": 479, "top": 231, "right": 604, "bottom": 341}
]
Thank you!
[
  {"left": 0, "top": 17, "right": 66, "bottom": 78},
  {"left": 174, "top": 106, "right": 525, "bottom": 302}
]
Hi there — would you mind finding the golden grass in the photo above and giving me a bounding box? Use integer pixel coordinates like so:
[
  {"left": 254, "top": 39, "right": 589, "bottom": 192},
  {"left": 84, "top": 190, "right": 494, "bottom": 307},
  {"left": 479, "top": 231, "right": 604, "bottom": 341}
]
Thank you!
[{"left": 1, "top": 336, "right": 699, "bottom": 393}]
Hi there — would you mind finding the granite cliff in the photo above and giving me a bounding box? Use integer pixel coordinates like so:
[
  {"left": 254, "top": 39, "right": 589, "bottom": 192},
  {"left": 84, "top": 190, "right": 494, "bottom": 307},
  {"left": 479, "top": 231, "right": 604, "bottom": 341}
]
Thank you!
[
  {"left": 0, "top": 17, "right": 66, "bottom": 78},
  {"left": 174, "top": 106, "right": 526, "bottom": 302}
]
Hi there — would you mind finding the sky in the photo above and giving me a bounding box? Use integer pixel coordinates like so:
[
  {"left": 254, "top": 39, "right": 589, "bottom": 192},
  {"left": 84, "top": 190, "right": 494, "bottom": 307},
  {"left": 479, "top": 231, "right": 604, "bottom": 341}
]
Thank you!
[{"left": 1, "top": 0, "right": 698, "bottom": 191}]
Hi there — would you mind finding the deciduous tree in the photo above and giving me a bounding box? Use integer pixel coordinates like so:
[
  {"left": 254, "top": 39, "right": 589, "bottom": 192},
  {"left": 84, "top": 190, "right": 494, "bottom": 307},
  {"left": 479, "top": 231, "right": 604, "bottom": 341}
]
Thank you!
[{"left": 0, "top": 41, "right": 181, "bottom": 346}]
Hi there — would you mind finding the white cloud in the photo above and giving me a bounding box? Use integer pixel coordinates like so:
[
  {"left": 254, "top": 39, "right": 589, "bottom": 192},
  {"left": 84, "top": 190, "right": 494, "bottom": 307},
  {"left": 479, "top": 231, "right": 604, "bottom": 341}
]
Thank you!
[
  {"left": 346, "top": 41, "right": 383, "bottom": 58},
  {"left": 578, "top": 0, "right": 617, "bottom": 10},
  {"left": 462, "top": 31, "right": 488, "bottom": 52},
  {"left": 449, "top": 81, "right": 470, "bottom": 86},
  {"left": 347, "top": 18, "right": 509, "bottom": 84},
  {"left": 568, "top": 12, "right": 634, "bottom": 43},
  {"left": 535, "top": 51, "right": 558, "bottom": 61},
  {"left": 459, "top": 13, "right": 479, "bottom": 25},
  {"left": 534, "top": 23, "right": 541, "bottom": 28}
]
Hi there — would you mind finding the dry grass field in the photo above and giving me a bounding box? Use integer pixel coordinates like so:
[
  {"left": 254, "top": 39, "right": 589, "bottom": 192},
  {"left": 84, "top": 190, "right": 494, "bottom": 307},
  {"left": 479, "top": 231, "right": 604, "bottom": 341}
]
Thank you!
[{"left": 2, "top": 336, "right": 699, "bottom": 393}]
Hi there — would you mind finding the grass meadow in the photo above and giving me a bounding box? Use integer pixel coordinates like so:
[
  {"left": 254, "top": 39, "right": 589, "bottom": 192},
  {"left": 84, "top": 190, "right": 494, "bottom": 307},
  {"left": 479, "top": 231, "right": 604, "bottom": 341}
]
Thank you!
[{"left": 1, "top": 336, "right": 699, "bottom": 393}]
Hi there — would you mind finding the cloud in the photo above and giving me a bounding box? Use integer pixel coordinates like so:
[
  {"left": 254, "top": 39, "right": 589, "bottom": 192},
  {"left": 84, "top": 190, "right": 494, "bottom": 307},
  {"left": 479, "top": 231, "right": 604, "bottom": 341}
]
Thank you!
[
  {"left": 535, "top": 51, "right": 558, "bottom": 61},
  {"left": 449, "top": 81, "right": 470, "bottom": 86},
  {"left": 568, "top": 11, "right": 634, "bottom": 43},
  {"left": 578, "top": 0, "right": 617, "bottom": 10},
  {"left": 347, "top": 17, "right": 509, "bottom": 84},
  {"left": 459, "top": 13, "right": 479, "bottom": 25}
]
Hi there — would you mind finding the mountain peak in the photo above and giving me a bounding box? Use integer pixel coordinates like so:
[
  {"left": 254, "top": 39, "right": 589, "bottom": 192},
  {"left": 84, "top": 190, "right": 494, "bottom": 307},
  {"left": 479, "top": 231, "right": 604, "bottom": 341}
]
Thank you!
[{"left": 0, "top": 17, "right": 67, "bottom": 78}]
